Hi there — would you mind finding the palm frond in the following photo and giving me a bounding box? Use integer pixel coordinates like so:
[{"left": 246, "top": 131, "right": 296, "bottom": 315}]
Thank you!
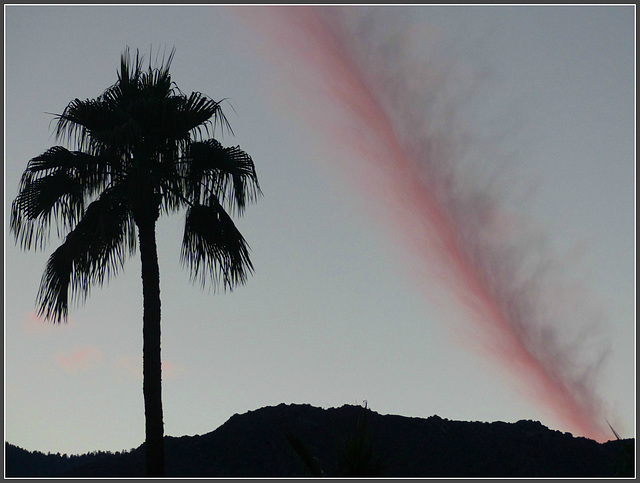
[
  {"left": 285, "top": 432, "right": 325, "bottom": 477},
  {"left": 54, "top": 96, "right": 126, "bottom": 155},
  {"left": 11, "top": 170, "right": 83, "bottom": 249},
  {"left": 118, "top": 46, "right": 144, "bottom": 90},
  {"left": 173, "top": 92, "right": 232, "bottom": 140},
  {"left": 180, "top": 201, "right": 253, "bottom": 291},
  {"left": 10, "top": 147, "right": 111, "bottom": 249},
  {"left": 139, "top": 47, "right": 175, "bottom": 100},
  {"left": 337, "top": 406, "right": 386, "bottom": 477},
  {"left": 25, "top": 145, "right": 112, "bottom": 194},
  {"left": 36, "top": 187, "right": 136, "bottom": 322},
  {"left": 152, "top": 162, "right": 187, "bottom": 217},
  {"left": 184, "top": 139, "right": 261, "bottom": 214}
]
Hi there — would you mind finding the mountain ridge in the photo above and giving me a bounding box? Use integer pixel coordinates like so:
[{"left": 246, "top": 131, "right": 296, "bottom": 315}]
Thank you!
[{"left": 5, "top": 403, "right": 635, "bottom": 477}]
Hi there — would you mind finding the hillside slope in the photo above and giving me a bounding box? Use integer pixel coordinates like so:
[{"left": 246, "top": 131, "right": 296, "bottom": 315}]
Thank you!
[{"left": 5, "top": 403, "right": 635, "bottom": 477}]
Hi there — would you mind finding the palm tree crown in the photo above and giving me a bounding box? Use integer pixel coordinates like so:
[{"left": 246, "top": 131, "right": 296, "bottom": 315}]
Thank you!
[{"left": 10, "top": 47, "right": 261, "bottom": 322}]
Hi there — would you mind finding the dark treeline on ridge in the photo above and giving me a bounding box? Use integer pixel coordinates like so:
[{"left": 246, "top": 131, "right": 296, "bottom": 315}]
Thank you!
[{"left": 5, "top": 404, "right": 635, "bottom": 477}]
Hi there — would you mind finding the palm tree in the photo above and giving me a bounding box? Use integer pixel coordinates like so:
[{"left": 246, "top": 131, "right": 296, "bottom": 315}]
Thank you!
[{"left": 9, "top": 47, "right": 261, "bottom": 476}]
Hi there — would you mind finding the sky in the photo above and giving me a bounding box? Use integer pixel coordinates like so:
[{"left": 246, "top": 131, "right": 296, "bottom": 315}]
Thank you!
[{"left": 4, "top": 5, "right": 635, "bottom": 455}]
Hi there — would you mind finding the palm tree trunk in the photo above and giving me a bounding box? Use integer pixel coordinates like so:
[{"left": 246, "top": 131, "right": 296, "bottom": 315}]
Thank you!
[{"left": 138, "top": 217, "right": 165, "bottom": 477}]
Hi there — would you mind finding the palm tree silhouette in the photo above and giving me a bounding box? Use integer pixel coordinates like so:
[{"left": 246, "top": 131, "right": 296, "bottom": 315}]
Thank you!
[{"left": 10, "top": 47, "right": 261, "bottom": 476}]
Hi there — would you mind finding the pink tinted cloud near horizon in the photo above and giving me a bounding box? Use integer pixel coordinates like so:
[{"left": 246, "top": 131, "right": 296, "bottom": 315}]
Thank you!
[
  {"left": 56, "top": 346, "right": 103, "bottom": 373},
  {"left": 235, "top": 6, "right": 611, "bottom": 441},
  {"left": 115, "top": 355, "right": 186, "bottom": 381},
  {"left": 22, "top": 311, "right": 73, "bottom": 335}
]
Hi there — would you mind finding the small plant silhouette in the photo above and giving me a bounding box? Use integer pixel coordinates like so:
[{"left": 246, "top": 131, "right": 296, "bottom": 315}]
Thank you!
[
  {"left": 286, "top": 403, "right": 386, "bottom": 477},
  {"left": 606, "top": 420, "right": 635, "bottom": 476}
]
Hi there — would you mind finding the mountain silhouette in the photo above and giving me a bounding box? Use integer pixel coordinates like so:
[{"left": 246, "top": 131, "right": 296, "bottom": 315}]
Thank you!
[{"left": 5, "top": 403, "right": 634, "bottom": 477}]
